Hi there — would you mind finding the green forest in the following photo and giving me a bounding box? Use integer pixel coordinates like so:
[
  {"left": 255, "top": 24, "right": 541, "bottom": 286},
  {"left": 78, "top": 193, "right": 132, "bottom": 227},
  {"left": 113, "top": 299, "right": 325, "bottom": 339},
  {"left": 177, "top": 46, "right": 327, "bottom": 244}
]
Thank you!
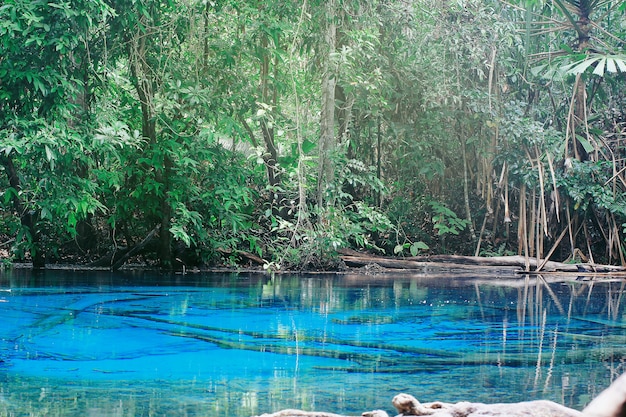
[{"left": 0, "top": 0, "right": 625, "bottom": 271}]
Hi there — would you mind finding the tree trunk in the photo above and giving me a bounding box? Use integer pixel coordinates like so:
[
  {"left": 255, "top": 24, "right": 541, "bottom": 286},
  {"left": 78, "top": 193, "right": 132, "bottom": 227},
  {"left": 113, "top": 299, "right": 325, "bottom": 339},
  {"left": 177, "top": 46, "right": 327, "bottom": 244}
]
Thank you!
[
  {"left": 258, "top": 33, "right": 285, "bottom": 217},
  {"left": 376, "top": 116, "right": 382, "bottom": 207},
  {"left": 158, "top": 156, "right": 173, "bottom": 269},
  {"left": 129, "top": 23, "right": 173, "bottom": 268},
  {"left": 317, "top": 0, "right": 337, "bottom": 208},
  {"left": 570, "top": 10, "right": 592, "bottom": 162},
  {"left": 110, "top": 225, "right": 159, "bottom": 271},
  {"left": 460, "top": 136, "right": 476, "bottom": 239}
]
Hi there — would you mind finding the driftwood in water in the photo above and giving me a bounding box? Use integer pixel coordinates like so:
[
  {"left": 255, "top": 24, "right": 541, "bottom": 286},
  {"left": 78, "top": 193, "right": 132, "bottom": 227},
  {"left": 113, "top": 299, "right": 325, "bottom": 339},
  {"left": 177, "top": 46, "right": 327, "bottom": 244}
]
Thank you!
[{"left": 338, "top": 249, "right": 626, "bottom": 273}]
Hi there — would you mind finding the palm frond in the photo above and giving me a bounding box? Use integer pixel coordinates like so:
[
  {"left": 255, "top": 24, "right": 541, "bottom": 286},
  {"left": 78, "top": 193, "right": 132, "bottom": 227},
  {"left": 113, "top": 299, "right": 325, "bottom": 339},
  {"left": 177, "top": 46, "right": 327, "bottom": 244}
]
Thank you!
[
  {"left": 561, "top": 0, "right": 616, "bottom": 17},
  {"left": 533, "top": 52, "right": 626, "bottom": 79}
]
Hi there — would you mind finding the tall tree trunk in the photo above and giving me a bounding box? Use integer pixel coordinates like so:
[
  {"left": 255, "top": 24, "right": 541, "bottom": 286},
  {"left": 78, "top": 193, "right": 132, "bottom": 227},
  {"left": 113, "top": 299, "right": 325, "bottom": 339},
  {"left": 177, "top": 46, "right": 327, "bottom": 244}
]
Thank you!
[
  {"left": 317, "top": 0, "right": 337, "bottom": 208},
  {"left": 568, "top": 5, "right": 592, "bottom": 162},
  {"left": 461, "top": 136, "right": 476, "bottom": 240},
  {"left": 71, "top": 68, "right": 98, "bottom": 253},
  {"left": 376, "top": 116, "right": 382, "bottom": 207},
  {"left": 129, "top": 24, "right": 173, "bottom": 268},
  {"left": 258, "top": 33, "right": 285, "bottom": 216},
  {"left": 158, "top": 156, "right": 173, "bottom": 268}
]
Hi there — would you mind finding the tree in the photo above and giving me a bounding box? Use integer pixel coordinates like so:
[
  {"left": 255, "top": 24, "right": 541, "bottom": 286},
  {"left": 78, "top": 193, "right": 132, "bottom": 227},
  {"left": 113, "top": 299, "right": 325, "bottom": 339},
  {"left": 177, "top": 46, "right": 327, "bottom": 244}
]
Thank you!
[
  {"left": 0, "top": 0, "right": 112, "bottom": 267},
  {"left": 316, "top": 0, "right": 337, "bottom": 207},
  {"left": 1, "top": 0, "right": 624, "bottom": 270},
  {"left": 507, "top": 0, "right": 626, "bottom": 265}
]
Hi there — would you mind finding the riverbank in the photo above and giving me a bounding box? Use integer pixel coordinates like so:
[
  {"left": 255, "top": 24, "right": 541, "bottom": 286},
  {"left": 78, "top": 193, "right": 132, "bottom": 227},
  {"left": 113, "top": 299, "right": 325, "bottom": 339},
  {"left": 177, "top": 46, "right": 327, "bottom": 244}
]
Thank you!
[{"left": 5, "top": 256, "right": 626, "bottom": 285}]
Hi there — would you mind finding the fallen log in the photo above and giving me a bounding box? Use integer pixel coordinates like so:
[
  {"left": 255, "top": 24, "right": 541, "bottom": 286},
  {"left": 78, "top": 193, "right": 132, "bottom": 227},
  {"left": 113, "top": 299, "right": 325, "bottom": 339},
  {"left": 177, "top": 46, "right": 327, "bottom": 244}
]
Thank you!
[
  {"left": 86, "top": 226, "right": 161, "bottom": 270},
  {"left": 217, "top": 247, "right": 266, "bottom": 265},
  {"left": 337, "top": 249, "right": 626, "bottom": 273},
  {"left": 425, "top": 254, "right": 625, "bottom": 272},
  {"left": 339, "top": 253, "right": 563, "bottom": 272},
  {"left": 107, "top": 225, "right": 159, "bottom": 271},
  {"left": 87, "top": 246, "right": 130, "bottom": 268}
]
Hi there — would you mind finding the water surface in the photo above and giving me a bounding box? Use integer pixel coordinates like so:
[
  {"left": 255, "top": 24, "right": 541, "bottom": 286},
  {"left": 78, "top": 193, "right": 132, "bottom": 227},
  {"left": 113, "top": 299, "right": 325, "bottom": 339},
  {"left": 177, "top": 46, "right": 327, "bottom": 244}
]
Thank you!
[{"left": 0, "top": 270, "right": 624, "bottom": 416}]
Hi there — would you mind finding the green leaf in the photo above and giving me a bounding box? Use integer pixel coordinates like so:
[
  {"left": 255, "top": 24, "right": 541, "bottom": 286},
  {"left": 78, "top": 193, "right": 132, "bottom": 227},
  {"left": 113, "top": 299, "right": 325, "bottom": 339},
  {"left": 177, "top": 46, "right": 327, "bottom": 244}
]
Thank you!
[
  {"left": 3, "top": 187, "right": 18, "bottom": 205},
  {"left": 170, "top": 225, "right": 192, "bottom": 246},
  {"left": 40, "top": 207, "right": 52, "bottom": 220},
  {"left": 67, "top": 212, "right": 77, "bottom": 228},
  {"left": 44, "top": 145, "right": 55, "bottom": 161},
  {"left": 33, "top": 77, "right": 46, "bottom": 95},
  {"left": 410, "top": 241, "right": 429, "bottom": 256},
  {"left": 576, "top": 135, "right": 595, "bottom": 153},
  {"left": 302, "top": 139, "right": 316, "bottom": 154}
]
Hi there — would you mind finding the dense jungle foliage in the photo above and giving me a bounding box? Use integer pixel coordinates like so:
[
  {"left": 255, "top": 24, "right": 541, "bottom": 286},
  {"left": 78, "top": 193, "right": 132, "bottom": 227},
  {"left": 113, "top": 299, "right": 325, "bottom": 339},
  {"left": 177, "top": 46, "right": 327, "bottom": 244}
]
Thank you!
[{"left": 1, "top": 0, "right": 625, "bottom": 270}]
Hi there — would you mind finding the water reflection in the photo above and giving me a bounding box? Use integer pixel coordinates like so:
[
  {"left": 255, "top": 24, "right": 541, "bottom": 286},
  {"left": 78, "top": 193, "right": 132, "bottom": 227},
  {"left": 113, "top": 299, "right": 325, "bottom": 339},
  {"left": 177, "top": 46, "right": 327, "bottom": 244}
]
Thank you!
[{"left": 0, "top": 270, "right": 624, "bottom": 416}]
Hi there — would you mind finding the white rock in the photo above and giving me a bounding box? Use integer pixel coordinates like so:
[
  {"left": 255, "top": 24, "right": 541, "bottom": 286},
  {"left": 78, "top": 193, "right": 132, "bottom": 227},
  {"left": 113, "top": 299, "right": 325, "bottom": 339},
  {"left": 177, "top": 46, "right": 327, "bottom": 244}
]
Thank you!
[
  {"left": 583, "top": 373, "right": 626, "bottom": 417},
  {"left": 254, "top": 372, "right": 626, "bottom": 417},
  {"left": 391, "top": 393, "right": 581, "bottom": 417}
]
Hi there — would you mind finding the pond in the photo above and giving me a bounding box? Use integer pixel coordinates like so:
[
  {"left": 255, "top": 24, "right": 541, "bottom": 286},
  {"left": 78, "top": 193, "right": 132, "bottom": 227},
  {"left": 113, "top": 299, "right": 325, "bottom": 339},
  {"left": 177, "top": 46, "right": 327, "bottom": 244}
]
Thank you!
[{"left": 0, "top": 269, "right": 624, "bottom": 417}]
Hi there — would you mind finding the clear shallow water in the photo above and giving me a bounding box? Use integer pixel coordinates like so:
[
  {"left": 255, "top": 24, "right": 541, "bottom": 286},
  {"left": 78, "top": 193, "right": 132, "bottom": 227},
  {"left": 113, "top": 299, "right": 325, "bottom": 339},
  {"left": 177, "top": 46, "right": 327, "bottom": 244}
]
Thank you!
[{"left": 0, "top": 270, "right": 625, "bottom": 416}]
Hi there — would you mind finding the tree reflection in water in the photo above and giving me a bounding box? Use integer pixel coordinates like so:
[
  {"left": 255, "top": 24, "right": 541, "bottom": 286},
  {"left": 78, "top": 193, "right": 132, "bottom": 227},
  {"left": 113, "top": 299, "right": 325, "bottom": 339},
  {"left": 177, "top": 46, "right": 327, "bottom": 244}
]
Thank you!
[{"left": 0, "top": 270, "right": 624, "bottom": 416}]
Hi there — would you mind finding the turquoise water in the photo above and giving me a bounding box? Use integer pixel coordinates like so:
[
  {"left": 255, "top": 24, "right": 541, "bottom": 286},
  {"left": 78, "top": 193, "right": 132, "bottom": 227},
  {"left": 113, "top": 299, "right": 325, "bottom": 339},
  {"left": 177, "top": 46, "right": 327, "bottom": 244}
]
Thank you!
[{"left": 0, "top": 270, "right": 624, "bottom": 416}]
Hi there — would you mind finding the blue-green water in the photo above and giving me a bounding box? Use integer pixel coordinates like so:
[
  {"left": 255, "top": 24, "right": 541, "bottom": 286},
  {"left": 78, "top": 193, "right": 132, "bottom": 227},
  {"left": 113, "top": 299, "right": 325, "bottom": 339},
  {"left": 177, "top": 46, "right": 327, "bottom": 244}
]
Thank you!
[{"left": 0, "top": 270, "right": 624, "bottom": 416}]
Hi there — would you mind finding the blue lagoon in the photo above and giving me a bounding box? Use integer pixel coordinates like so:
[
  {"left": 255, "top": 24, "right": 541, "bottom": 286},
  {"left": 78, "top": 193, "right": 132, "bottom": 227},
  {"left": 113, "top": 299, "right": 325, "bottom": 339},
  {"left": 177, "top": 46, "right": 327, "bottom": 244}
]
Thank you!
[{"left": 0, "top": 270, "right": 624, "bottom": 416}]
